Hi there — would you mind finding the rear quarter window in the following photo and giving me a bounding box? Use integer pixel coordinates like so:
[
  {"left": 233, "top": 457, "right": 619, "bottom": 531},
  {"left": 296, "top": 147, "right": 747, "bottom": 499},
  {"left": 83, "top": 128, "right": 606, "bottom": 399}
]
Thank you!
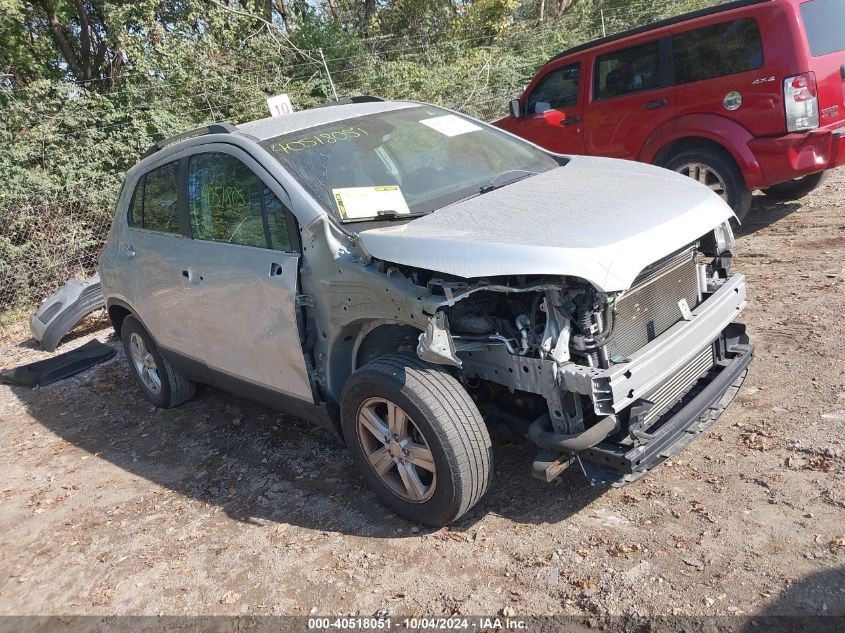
[
  {"left": 672, "top": 18, "right": 763, "bottom": 85},
  {"left": 128, "top": 161, "right": 180, "bottom": 234},
  {"left": 800, "top": 0, "right": 845, "bottom": 56}
]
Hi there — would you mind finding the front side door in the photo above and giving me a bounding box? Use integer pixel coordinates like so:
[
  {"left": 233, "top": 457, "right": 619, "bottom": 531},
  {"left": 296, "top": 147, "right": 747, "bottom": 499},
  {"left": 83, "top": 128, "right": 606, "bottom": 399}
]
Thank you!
[
  {"left": 583, "top": 37, "right": 676, "bottom": 160},
  {"left": 500, "top": 61, "right": 585, "bottom": 154},
  {"left": 170, "top": 149, "right": 312, "bottom": 401}
]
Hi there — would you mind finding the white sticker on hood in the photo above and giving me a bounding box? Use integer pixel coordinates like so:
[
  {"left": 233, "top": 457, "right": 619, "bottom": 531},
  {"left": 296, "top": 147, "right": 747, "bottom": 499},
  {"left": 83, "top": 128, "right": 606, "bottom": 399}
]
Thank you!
[
  {"left": 332, "top": 186, "right": 410, "bottom": 220},
  {"left": 419, "top": 114, "right": 482, "bottom": 137}
]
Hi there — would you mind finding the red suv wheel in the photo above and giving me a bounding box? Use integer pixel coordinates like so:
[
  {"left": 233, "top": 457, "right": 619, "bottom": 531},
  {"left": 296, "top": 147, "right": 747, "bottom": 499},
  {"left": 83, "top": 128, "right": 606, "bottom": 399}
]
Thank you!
[{"left": 664, "top": 148, "right": 752, "bottom": 222}]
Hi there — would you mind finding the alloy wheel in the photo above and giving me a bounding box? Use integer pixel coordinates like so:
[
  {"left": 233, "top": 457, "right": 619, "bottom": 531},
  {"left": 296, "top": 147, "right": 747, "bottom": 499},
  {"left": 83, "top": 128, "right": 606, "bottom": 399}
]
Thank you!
[
  {"left": 128, "top": 332, "right": 162, "bottom": 395},
  {"left": 355, "top": 397, "right": 437, "bottom": 503},
  {"left": 675, "top": 162, "right": 728, "bottom": 200}
]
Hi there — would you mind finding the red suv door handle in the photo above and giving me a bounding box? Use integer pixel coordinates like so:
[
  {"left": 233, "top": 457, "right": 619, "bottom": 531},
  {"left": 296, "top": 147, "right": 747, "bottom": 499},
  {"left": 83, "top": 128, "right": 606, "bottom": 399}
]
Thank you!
[
  {"left": 560, "top": 115, "right": 581, "bottom": 126},
  {"left": 641, "top": 98, "right": 669, "bottom": 110}
]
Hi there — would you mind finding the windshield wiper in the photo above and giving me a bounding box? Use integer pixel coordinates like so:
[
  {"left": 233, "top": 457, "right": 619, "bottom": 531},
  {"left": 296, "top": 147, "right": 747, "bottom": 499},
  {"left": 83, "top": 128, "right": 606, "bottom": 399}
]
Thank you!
[
  {"left": 342, "top": 210, "right": 427, "bottom": 223},
  {"left": 478, "top": 169, "right": 538, "bottom": 194}
]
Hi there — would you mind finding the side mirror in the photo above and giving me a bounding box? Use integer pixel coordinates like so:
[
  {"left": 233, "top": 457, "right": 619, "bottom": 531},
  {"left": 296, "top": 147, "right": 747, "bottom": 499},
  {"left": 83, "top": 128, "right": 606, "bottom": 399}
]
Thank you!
[{"left": 509, "top": 98, "right": 523, "bottom": 118}]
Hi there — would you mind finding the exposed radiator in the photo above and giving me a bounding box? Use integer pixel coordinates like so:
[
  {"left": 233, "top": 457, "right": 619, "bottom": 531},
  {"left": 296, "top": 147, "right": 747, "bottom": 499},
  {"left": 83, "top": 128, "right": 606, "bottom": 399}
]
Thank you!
[
  {"left": 641, "top": 344, "right": 716, "bottom": 425},
  {"left": 605, "top": 246, "right": 701, "bottom": 360}
]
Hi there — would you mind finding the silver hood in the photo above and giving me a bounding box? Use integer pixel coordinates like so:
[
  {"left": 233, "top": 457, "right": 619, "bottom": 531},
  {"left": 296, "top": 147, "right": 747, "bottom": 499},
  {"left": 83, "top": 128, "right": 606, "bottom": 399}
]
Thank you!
[{"left": 357, "top": 155, "right": 734, "bottom": 292}]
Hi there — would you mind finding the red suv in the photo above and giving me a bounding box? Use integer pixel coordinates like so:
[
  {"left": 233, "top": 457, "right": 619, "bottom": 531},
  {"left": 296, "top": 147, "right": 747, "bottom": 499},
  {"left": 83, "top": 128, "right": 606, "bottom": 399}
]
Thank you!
[{"left": 496, "top": 0, "right": 845, "bottom": 220}]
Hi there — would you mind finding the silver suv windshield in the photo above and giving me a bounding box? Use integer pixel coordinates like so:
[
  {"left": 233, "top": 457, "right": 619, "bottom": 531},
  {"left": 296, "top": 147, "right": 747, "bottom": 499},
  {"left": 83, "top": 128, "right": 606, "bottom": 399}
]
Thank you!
[{"left": 259, "top": 105, "right": 560, "bottom": 224}]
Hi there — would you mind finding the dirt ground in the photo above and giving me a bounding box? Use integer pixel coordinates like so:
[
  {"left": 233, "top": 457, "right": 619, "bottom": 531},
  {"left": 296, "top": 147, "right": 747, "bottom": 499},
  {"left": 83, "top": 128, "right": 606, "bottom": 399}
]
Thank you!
[{"left": 1, "top": 168, "right": 843, "bottom": 626}]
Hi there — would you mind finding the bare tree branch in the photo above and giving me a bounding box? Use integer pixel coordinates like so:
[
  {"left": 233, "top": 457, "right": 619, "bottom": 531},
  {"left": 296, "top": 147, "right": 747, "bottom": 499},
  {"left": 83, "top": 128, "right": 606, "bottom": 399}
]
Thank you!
[{"left": 208, "top": 0, "right": 317, "bottom": 60}]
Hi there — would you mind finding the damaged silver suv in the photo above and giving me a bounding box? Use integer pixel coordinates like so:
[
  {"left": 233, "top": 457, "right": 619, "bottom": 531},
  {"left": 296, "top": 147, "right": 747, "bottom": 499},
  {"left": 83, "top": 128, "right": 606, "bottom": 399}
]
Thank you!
[{"left": 100, "top": 98, "right": 753, "bottom": 526}]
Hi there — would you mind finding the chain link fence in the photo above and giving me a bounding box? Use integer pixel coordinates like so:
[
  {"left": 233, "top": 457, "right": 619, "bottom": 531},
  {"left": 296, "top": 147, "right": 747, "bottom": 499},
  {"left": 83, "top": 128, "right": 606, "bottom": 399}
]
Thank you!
[{"left": 0, "top": 177, "right": 119, "bottom": 330}]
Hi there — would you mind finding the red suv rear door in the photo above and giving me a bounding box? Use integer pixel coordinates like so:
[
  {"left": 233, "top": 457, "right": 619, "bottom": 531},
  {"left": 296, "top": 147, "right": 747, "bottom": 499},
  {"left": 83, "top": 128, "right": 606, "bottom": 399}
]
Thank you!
[
  {"left": 497, "top": 60, "right": 585, "bottom": 154},
  {"left": 583, "top": 37, "right": 676, "bottom": 159},
  {"left": 670, "top": 15, "right": 784, "bottom": 137},
  {"left": 799, "top": 0, "right": 845, "bottom": 130}
]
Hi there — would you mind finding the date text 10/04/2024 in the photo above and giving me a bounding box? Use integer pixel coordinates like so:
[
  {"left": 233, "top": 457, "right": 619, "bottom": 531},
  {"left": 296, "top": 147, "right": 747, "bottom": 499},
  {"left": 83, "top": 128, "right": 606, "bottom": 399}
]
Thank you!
[{"left": 307, "top": 617, "right": 529, "bottom": 630}]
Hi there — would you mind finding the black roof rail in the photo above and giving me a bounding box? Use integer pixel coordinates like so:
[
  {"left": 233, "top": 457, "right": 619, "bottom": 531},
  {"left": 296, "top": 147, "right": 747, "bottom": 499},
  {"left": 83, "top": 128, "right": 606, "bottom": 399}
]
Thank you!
[
  {"left": 314, "top": 95, "right": 385, "bottom": 109},
  {"left": 141, "top": 122, "right": 238, "bottom": 159},
  {"left": 544, "top": 0, "right": 772, "bottom": 66}
]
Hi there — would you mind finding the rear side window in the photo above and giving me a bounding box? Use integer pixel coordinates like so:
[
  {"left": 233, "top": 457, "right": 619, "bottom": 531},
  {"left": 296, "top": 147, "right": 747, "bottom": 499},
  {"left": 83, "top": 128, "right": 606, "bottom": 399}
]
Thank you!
[
  {"left": 801, "top": 0, "right": 845, "bottom": 56},
  {"left": 595, "top": 41, "right": 661, "bottom": 100},
  {"left": 527, "top": 63, "right": 580, "bottom": 114},
  {"left": 187, "top": 152, "right": 293, "bottom": 251},
  {"left": 128, "top": 161, "right": 180, "bottom": 234},
  {"left": 673, "top": 18, "right": 763, "bottom": 85}
]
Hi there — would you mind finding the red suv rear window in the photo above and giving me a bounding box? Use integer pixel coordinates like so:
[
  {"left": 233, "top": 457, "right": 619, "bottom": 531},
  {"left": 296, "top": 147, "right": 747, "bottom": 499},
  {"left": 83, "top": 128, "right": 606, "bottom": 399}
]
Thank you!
[{"left": 801, "top": 0, "right": 845, "bottom": 56}]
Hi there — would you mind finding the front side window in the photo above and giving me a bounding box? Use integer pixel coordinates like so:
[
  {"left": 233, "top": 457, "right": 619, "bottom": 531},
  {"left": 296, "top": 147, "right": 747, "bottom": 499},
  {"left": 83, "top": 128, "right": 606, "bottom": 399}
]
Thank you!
[
  {"left": 187, "top": 153, "right": 293, "bottom": 251},
  {"left": 259, "top": 105, "right": 559, "bottom": 227},
  {"left": 527, "top": 63, "right": 581, "bottom": 114},
  {"left": 800, "top": 0, "right": 845, "bottom": 57},
  {"left": 595, "top": 40, "right": 662, "bottom": 100},
  {"left": 673, "top": 19, "right": 763, "bottom": 85},
  {"left": 128, "top": 161, "right": 180, "bottom": 233}
]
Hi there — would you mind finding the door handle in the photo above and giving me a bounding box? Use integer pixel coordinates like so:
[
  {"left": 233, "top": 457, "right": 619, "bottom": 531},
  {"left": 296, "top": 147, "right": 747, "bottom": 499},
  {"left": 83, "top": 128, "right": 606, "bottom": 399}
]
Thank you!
[
  {"left": 561, "top": 115, "right": 581, "bottom": 126},
  {"left": 641, "top": 98, "right": 669, "bottom": 110},
  {"left": 269, "top": 262, "right": 284, "bottom": 277},
  {"left": 121, "top": 243, "right": 136, "bottom": 257}
]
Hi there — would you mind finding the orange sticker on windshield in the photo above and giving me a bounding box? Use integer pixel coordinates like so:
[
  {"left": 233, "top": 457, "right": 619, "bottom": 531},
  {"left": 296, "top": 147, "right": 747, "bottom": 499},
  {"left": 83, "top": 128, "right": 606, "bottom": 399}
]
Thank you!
[{"left": 332, "top": 186, "right": 410, "bottom": 220}]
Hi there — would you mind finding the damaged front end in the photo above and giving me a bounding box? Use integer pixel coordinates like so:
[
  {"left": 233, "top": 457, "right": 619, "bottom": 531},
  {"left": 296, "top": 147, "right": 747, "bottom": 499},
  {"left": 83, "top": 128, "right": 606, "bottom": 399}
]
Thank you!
[{"left": 412, "top": 240, "right": 754, "bottom": 486}]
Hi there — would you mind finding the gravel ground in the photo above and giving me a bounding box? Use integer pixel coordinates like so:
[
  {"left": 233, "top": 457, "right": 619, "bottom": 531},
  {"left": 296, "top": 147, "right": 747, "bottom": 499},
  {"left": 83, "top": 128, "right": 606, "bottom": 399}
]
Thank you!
[{"left": 1, "top": 168, "right": 843, "bottom": 626}]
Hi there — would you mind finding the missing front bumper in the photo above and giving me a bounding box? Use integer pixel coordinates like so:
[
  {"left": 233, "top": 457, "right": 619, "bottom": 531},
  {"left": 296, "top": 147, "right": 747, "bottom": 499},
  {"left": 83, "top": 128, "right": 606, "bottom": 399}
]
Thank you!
[{"left": 575, "top": 324, "right": 753, "bottom": 486}]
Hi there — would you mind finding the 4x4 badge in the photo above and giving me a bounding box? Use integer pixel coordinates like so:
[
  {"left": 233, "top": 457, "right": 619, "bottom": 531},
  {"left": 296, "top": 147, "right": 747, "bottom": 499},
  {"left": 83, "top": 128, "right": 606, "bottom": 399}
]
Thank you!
[
  {"left": 821, "top": 105, "right": 839, "bottom": 120},
  {"left": 752, "top": 76, "right": 775, "bottom": 85}
]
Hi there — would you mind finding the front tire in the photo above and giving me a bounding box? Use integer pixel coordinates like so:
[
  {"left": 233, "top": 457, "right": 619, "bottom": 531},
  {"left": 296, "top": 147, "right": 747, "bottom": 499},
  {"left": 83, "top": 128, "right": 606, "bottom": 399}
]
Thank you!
[
  {"left": 665, "top": 147, "right": 753, "bottom": 222},
  {"left": 762, "top": 172, "right": 828, "bottom": 201},
  {"left": 120, "top": 315, "right": 196, "bottom": 409},
  {"left": 341, "top": 353, "right": 492, "bottom": 526}
]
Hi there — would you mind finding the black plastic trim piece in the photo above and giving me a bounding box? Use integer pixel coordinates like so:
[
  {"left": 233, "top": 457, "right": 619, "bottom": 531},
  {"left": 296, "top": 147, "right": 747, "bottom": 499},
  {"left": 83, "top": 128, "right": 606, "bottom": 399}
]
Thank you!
[
  {"left": 141, "top": 123, "right": 238, "bottom": 159},
  {"left": 1, "top": 340, "right": 115, "bottom": 388},
  {"left": 158, "top": 346, "right": 340, "bottom": 438},
  {"left": 314, "top": 95, "right": 385, "bottom": 109},
  {"left": 578, "top": 324, "right": 754, "bottom": 485}
]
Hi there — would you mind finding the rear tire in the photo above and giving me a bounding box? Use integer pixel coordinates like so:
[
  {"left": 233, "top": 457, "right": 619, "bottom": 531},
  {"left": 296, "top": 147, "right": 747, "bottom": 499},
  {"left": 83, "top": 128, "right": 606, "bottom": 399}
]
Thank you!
[
  {"left": 341, "top": 353, "right": 492, "bottom": 526},
  {"left": 762, "top": 172, "right": 828, "bottom": 201},
  {"left": 120, "top": 315, "right": 196, "bottom": 409},
  {"left": 665, "top": 147, "right": 753, "bottom": 222}
]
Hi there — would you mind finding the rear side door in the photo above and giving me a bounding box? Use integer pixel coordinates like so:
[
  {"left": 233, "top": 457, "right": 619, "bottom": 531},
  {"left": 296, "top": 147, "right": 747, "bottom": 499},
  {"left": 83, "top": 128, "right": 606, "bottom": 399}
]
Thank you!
[
  {"left": 671, "top": 16, "right": 780, "bottom": 138},
  {"left": 799, "top": 0, "right": 845, "bottom": 130},
  {"left": 502, "top": 61, "right": 586, "bottom": 154},
  {"left": 118, "top": 160, "right": 191, "bottom": 349},
  {"left": 170, "top": 148, "right": 313, "bottom": 401},
  {"left": 583, "top": 37, "right": 676, "bottom": 159}
]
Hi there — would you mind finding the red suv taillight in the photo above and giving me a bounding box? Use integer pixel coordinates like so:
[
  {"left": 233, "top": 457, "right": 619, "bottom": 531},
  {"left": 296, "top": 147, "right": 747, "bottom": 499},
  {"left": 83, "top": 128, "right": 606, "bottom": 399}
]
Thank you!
[{"left": 784, "top": 72, "right": 819, "bottom": 132}]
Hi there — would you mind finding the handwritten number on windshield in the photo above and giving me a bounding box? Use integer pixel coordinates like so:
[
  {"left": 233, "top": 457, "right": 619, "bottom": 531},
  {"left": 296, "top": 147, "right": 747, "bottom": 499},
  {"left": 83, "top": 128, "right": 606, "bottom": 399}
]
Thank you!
[{"left": 271, "top": 127, "right": 369, "bottom": 154}]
